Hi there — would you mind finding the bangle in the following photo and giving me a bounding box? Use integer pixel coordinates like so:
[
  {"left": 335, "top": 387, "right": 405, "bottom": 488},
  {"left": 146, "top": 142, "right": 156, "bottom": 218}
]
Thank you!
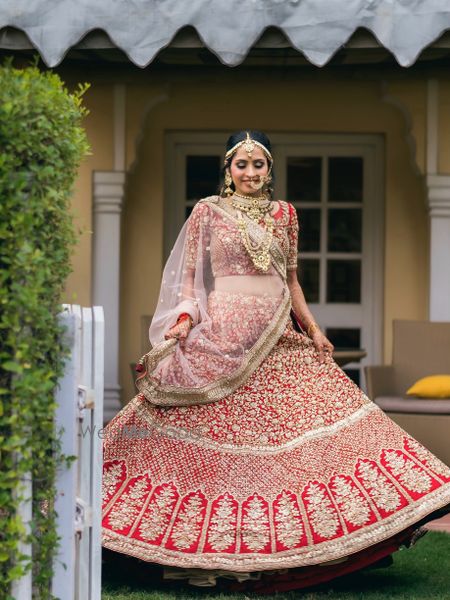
[
  {"left": 307, "top": 322, "right": 320, "bottom": 337},
  {"left": 176, "top": 313, "right": 193, "bottom": 326}
]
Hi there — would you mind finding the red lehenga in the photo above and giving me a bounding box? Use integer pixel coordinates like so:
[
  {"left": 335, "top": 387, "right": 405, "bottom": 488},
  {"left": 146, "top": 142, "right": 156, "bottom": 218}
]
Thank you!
[{"left": 101, "top": 196, "right": 450, "bottom": 591}]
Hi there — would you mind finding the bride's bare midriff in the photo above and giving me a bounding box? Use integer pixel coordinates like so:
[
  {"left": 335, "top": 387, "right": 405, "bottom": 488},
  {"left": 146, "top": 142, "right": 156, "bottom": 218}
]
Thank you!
[{"left": 214, "top": 275, "right": 284, "bottom": 297}]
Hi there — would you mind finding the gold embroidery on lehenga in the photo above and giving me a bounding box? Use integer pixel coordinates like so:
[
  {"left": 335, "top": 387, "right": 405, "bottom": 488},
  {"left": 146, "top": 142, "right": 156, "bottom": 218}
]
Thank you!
[
  {"left": 329, "top": 476, "right": 372, "bottom": 527},
  {"left": 242, "top": 495, "right": 271, "bottom": 551},
  {"left": 134, "top": 395, "right": 379, "bottom": 455},
  {"left": 382, "top": 450, "right": 433, "bottom": 494},
  {"left": 169, "top": 492, "right": 206, "bottom": 550},
  {"left": 138, "top": 484, "right": 179, "bottom": 543},
  {"left": 356, "top": 460, "right": 402, "bottom": 512},
  {"left": 102, "top": 460, "right": 125, "bottom": 506},
  {"left": 303, "top": 483, "right": 340, "bottom": 539},
  {"left": 106, "top": 476, "right": 151, "bottom": 532},
  {"left": 404, "top": 437, "right": 450, "bottom": 480},
  {"left": 102, "top": 482, "right": 450, "bottom": 570},
  {"left": 273, "top": 491, "right": 304, "bottom": 549},
  {"left": 206, "top": 494, "right": 238, "bottom": 552}
]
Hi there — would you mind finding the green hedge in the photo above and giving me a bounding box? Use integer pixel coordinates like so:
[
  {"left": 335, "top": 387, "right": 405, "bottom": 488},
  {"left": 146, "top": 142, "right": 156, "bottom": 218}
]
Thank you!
[{"left": 0, "top": 60, "right": 90, "bottom": 599}]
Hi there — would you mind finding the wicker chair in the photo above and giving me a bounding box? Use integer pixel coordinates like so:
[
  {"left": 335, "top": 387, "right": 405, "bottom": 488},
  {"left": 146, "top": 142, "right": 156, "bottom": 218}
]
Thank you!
[{"left": 364, "top": 319, "right": 450, "bottom": 466}]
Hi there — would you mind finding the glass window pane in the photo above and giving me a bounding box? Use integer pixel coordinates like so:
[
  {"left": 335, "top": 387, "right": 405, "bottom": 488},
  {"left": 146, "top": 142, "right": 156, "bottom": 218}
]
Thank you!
[
  {"left": 328, "top": 157, "right": 363, "bottom": 203},
  {"left": 186, "top": 155, "right": 221, "bottom": 200},
  {"left": 299, "top": 208, "right": 320, "bottom": 252},
  {"left": 327, "top": 260, "right": 360, "bottom": 303},
  {"left": 325, "top": 328, "right": 361, "bottom": 350},
  {"left": 343, "top": 368, "right": 360, "bottom": 386},
  {"left": 328, "top": 208, "right": 362, "bottom": 252},
  {"left": 287, "top": 157, "right": 321, "bottom": 203},
  {"left": 298, "top": 259, "right": 319, "bottom": 303}
]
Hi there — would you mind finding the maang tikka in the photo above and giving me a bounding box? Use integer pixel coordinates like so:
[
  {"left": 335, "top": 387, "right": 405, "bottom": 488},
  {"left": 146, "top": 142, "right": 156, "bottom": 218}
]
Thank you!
[{"left": 225, "top": 132, "right": 273, "bottom": 163}]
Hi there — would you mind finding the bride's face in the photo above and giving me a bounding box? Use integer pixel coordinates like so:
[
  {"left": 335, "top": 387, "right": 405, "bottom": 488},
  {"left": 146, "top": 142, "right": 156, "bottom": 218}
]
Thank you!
[{"left": 229, "top": 146, "right": 269, "bottom": 196}]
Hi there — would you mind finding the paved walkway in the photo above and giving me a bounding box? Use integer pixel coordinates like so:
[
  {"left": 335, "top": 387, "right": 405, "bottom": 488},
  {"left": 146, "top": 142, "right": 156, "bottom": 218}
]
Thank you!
[{"left": 424, "top": 513, "right": 450, "bottom": 533}]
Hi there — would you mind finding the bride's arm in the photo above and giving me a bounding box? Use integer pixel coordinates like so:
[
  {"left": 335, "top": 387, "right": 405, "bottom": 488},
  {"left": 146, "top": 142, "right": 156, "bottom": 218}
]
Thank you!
[
  {"left": 287, "top": 269, "right": 317, "bottom": 332},
  {"left": 164, "top": 268, "right": 197, "bottom": 341},
  {"left": 285, "top": 202, "right": 321, "bottom": 335},
  {"left": 284, "top": 202, "right": 333, "bottom": 360},
  {"left": 287, "top": 269, "right": 334, "bottom": 361},
  {"left": 165, "top": 203, "right": 206, "bottom": 340}
]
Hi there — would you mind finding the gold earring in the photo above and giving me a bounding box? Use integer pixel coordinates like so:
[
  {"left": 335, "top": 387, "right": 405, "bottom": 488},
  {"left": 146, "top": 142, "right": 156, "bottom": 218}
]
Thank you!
[{"left": 224, "top": 170, "right": 234, "bottom": 196}]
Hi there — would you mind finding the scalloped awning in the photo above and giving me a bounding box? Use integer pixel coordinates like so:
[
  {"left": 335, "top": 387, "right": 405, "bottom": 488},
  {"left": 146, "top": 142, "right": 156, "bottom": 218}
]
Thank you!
[{"left": 1, "top": 0, "right": 450, "bottom": 68}]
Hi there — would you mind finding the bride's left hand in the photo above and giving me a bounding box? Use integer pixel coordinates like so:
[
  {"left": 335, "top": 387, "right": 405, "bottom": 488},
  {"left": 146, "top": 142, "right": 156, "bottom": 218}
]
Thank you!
[{"left": 311, "top": 330, "right": 334, "bottom": 363}]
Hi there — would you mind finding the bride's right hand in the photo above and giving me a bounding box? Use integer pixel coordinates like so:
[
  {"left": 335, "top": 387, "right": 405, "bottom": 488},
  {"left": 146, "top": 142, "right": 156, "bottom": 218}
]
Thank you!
[{"left": 164, "top": 318, "right": 192, "bottom": 342}]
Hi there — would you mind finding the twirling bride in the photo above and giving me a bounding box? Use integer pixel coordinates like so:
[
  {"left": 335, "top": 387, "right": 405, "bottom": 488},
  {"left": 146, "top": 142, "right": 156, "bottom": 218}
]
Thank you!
[{"left": 101, "top": 130, "right": 450, "bottom": 592}]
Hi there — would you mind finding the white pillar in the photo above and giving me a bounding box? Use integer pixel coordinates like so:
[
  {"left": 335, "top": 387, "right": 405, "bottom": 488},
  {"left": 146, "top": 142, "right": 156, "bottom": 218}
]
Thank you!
[
  {"left": 426, "top": 174, "right": 450, "bottom": 321},
  {"left": 92, "top": 171, "right": 125, "bottom": 421}
]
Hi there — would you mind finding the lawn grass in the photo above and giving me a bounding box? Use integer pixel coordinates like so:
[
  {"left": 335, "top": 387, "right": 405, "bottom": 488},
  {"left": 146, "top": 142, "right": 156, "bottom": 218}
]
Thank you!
[{"left": 102, "top": 531, "right": 450, "bottom": 600}]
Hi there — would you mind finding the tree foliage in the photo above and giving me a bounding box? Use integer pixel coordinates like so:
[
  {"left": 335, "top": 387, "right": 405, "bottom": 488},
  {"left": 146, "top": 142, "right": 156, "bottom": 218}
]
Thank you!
[{"left": 0, "top": 59, "right": 90, "bottom": 598}]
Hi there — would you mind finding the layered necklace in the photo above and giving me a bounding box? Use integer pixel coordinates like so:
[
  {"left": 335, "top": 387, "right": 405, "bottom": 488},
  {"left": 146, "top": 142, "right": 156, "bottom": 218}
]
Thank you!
[{"left": 231, "top": 192, "right": 274, "bottom": 272}]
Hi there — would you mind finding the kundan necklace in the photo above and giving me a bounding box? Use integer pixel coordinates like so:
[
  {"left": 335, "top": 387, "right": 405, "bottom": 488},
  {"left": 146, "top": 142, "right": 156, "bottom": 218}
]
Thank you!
[
  {"left": 231, "top": 193, "right": 274, "bottom": 272},
  {"left": 232, "top": 192, "right": 272, "bottom": 220}
]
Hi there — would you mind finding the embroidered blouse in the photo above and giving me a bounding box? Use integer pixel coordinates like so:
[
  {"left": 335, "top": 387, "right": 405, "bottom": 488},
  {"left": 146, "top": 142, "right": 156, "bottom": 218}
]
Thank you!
[{"left": 185, "top": 199, "right": 299, "bottom": 275}]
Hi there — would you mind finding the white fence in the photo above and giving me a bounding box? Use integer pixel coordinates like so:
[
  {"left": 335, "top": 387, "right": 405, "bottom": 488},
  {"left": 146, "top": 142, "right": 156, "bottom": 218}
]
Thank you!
[{"left": 12, "top": 305, "right": 105, "bottom": 600}]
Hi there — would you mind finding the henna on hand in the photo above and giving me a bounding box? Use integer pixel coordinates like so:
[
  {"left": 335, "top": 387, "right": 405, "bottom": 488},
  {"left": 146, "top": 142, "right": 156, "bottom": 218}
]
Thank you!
[
  {"left": 311, "top": 330, "right": 334, "bottom": 363},
  {"left": 164, "top": 313, "right": 193, "bottom": 342}
]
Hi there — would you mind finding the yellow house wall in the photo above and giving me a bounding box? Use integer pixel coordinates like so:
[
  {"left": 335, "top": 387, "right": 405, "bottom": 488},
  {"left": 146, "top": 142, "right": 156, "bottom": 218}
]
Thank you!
[
  {"left": 438, "top": 81, "right": 450, "bottom": 173},
  {"left": 61, "top": 71, "right": 434, "bottom": 406},
  {"left": 63, "top": 84, "right": 115, "bottom": 306}
]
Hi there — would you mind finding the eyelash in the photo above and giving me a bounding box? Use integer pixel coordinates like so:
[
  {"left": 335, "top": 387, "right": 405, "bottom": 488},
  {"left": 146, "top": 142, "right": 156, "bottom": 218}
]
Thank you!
[{"left": 236, "top": 163, "right": 264, "bottom": 168}]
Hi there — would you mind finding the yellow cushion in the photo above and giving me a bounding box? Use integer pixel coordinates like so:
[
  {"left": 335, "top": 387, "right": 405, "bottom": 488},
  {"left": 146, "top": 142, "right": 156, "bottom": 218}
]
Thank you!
[{"left": 406, "top": 375, "right": 450, "bottom": 398}]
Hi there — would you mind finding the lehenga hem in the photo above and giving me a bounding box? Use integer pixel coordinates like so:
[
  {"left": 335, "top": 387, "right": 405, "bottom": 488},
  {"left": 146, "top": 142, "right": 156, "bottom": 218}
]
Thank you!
[{"left": 102, "top": 484, "right": 450, "bottom": 572}]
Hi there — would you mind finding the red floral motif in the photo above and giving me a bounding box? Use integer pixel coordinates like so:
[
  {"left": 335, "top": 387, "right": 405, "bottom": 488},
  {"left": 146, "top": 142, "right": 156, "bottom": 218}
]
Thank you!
[
  {"left": 101, "top": 439, "right": 450, "bottom": 569},
  {"left": 102, "top": 300, "right": 450, "bottom": 571}
]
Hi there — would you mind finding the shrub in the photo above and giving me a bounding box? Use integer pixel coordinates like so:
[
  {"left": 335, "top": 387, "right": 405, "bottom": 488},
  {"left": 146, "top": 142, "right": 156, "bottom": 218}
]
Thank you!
[{"left": 0, "top": 59, "right": 90, "bottom": 599}]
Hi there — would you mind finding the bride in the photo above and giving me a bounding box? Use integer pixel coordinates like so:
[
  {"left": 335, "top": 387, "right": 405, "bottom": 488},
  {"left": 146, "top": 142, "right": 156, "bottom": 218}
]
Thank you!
[{"left": 101, "top": 129, "right": 450, "bottom": 592}]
